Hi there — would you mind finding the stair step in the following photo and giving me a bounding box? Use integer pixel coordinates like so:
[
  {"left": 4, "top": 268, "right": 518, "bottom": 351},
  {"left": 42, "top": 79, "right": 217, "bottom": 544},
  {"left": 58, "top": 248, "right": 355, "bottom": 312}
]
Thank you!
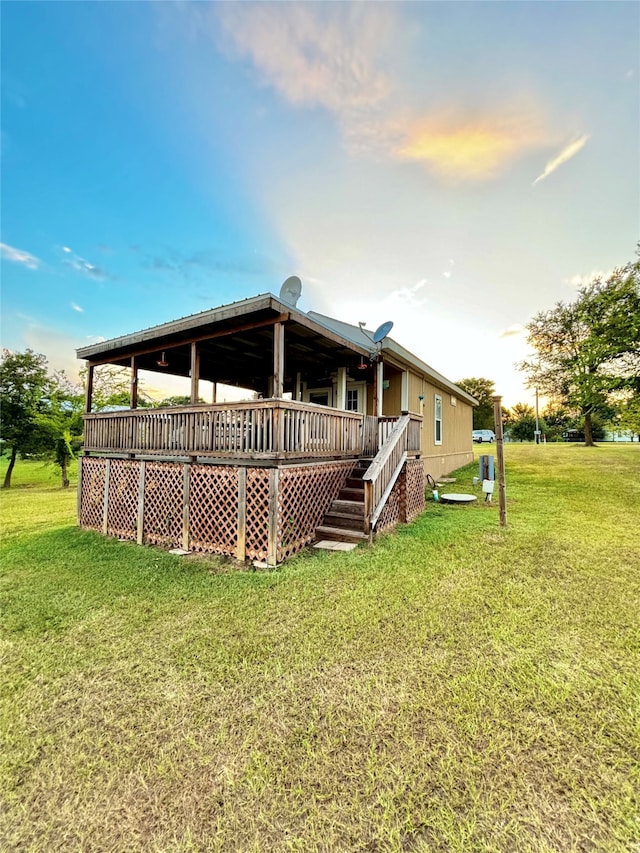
[
  {"left": 315, "top": 525, "right": 367, "bottom": 543},
  {"left": 346, "top": 476, "right": 366, "bottom": 489},
  {"left": 338, "top": 487, "right": 365, "bottom": 501},
  {"left": 350, "top": 466, "right": 368, "bottom": 478},
  {"left": 323, "top": 512, "right": 366, "bottom": 530},
  {"left": 331, "top": 499, "right": 365, "bottom": 517}
]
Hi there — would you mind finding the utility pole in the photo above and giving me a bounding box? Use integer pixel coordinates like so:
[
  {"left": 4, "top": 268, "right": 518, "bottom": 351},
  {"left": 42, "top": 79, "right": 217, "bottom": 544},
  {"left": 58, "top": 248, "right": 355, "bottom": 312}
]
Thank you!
[
  {"left": 535, "top": 387, "right": 540, "bottom": 444},
  {"left": 493, "top": 395, "right": 507, "bottom": 527}
]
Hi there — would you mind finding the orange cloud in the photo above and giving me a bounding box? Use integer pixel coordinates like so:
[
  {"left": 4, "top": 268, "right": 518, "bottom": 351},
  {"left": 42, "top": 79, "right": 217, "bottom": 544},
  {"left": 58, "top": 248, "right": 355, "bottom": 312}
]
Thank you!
[{"left": 397, "top": 112, "right": 548, "bottom": 180}]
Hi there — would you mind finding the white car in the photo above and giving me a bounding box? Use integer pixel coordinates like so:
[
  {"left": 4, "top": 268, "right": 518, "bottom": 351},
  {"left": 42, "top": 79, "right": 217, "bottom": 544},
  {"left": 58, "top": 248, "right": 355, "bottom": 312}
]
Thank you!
[{"left": 472, "top": 429, "right": 495, "bottom": 443}]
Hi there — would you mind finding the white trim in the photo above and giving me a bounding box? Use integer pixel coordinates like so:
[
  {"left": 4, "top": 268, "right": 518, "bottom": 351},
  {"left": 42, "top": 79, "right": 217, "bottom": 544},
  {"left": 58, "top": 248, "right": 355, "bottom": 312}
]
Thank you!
[
  {"left": 434, "top": 394, "right": 443, "bottom": 445},
  {"left": 346, "top": 381, "right": 366, "bottom": 414},
  {"left": 376, "top": 361, "right": 384, "bottom": 418},
  {"left": 401, "top": 371, "right": 409, "bottom": 412}
]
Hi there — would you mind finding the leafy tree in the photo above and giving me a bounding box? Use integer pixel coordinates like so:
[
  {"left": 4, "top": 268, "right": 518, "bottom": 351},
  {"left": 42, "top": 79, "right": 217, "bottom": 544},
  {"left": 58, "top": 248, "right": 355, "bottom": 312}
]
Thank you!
[
  {"left": 0, "top": 350, "right": 84, "bottom": 488},
  {"left": 518, "top": 258, "right": 640, "bottom": 446},
  {"left": 506, "top": 402, "right": 545, "bottom": 442},
  {"left": 80, "top": 364, "right": 153, "bottom": 410},
  {"left": 541, "top": 402, "right": 571, "bottom": 441},
  {"left": 0, "top": 349, "right": 51, "bottom": 488},
  {"left": 156, "top": 395, "right": 205, "bottom": 408},
  {"left": 613, "top": 393, "right": 640, "bottom": 441},
  {"left": 36, "top": 374, "right": 84, "bottom": 487},
  {"left": 456, "top": 377, "right": 496, "bottom": 429}
]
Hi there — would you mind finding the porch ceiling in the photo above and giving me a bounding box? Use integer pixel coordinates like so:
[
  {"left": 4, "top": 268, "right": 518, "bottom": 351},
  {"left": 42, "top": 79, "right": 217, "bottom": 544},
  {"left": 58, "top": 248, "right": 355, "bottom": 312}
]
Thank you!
[{"left": 76, "top": 294, "right": 373, "bottom": 391}]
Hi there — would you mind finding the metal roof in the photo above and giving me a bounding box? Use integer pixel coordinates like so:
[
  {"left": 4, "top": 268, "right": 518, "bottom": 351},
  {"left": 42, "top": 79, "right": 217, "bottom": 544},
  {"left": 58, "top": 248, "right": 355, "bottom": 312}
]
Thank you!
[{"left": 76, "top": 292, "right": 477, "bottom": 404}]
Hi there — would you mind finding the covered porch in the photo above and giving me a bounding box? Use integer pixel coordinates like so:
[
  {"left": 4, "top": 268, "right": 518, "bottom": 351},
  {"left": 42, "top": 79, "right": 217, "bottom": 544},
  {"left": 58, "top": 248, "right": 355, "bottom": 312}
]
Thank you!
[{"left": 77, "top": 294, "right": 426, "bottom": 565}]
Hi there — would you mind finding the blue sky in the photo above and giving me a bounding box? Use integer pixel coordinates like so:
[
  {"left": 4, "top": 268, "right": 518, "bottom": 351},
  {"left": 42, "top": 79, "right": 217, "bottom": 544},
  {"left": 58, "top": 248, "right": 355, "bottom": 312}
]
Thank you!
[{"left": 2, "top": 1, "right": 638, "bottom": 405}]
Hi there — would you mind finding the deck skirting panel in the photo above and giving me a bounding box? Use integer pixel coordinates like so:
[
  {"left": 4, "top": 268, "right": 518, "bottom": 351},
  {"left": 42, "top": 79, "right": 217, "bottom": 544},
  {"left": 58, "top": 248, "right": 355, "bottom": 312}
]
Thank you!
[{"left": 79, "top": 456, "right": 356, "bottom": 565}]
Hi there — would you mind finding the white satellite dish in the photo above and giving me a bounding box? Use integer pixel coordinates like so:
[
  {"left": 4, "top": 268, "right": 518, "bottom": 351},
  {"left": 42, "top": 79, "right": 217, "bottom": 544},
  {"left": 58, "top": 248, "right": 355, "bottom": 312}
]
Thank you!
[
  {"left": 279, "top": 275, "right": 302, "bottom": 307},
  {"left": 373, "top": 320, "right": 393, "bottom": 344}
]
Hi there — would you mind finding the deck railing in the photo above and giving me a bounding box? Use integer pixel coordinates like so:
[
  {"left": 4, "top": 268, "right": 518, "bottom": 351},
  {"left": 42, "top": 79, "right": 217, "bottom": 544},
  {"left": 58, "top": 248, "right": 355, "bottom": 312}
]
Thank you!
[
  {"left": 363, "top": 413, "right": 422, "bottom": 532},
  {"left": 83, "top": 399, "right": 368, "bottom": 460}
]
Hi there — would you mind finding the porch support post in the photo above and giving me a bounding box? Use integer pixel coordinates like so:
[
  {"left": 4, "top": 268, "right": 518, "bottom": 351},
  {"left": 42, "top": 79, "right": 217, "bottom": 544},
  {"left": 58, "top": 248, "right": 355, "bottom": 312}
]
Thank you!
[
  {"left": 212, "top": 382, "right": 217, "bottom": 404},
  {"left": 336, "top": 366, "right": 347, "bottom": 411},
  {"left": 182, "top": 463, "right": 191, "bottom": 550},
  {"left": 273, "top": 322, "right": 284, "bottom": 399},
  {"left": 375, "top": 360, "right": 384, "bottom": 418},
  {"left": 85, "top": 363, "right": 94, "bottom": 413},
  {"left": 267, "top": 467, "right": 279, "bottom": 566},
  {"left": 236, "top": 467, "right": 247, "bottom": 561},
  {"left": 130, "top": 356, "right": 138, "bottom": 410},
  {"left": 102, "top": 458, "right": 111, "bottom": 535},
  {"left": 136, "top": 460, "right": 146, "bottom": 545},
  {"left": 295, "top": 372, "right": 302, "bottom": 402},
  {"left": 190, "top": 342, "right": 200, "bottom": 404}
]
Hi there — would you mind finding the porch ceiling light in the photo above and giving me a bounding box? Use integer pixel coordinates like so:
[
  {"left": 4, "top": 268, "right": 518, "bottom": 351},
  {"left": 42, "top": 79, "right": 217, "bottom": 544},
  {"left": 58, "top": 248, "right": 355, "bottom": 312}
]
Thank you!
[
  {"left": 357, "top": 356, "right": 368, "bottom": 370},
  {"left": 156, "top": 351, "right": 169, "bottom": 367}
]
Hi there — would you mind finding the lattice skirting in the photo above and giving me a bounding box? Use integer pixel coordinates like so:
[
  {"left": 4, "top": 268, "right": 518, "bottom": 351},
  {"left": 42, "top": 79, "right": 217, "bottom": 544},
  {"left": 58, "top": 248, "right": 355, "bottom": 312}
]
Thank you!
[
  {"left": 374, "top": 457, "right": 425, "bottom": 535},
  {"left": 78, "top": 457, "right": 354, "bottom": 565},
  {"left": 277, "top": 460, "right": 355, "bottom": 562}
]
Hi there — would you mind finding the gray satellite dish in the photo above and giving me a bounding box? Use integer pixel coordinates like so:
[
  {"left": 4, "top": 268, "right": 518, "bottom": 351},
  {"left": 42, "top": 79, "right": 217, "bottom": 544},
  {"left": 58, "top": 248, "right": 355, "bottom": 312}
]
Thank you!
[
  {"left": 279, "top": 275, "right": 302, "bottom": 307},
  {"left": 373, "top": 320, "right": 393, "bottom": 344}
]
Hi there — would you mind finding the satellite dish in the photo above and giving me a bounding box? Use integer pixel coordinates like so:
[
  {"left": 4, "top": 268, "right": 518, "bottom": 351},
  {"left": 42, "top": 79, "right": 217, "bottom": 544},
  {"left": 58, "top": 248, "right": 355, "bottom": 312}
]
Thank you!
[
  {"left": 279, "top": 275, "right": 302, "bottom": 307},
  {"left": 373, "top": 320, "right": 393, "bottom": 344}
]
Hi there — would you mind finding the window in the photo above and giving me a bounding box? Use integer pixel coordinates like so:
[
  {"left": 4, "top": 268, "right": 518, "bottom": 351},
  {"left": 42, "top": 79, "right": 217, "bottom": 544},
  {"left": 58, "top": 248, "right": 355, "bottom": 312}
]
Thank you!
[
  {"left": 346, "top": 389, "right": 359, "bottom": 411},
  {"left": 434, "top": 394, "right": 442, "bottom": 445}
]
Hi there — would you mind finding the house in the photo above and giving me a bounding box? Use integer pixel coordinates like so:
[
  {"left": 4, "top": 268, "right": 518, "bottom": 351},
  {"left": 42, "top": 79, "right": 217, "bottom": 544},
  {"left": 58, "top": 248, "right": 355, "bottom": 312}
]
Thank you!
[{"left": 76, "top": 292, "right": 476, "bottom": 565}]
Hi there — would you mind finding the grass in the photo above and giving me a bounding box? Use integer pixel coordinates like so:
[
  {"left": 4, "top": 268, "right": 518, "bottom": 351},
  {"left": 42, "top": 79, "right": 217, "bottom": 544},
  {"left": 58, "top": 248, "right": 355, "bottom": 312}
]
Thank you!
[{"left": 1, "top": 446, "right": 639, "bottom": 852}]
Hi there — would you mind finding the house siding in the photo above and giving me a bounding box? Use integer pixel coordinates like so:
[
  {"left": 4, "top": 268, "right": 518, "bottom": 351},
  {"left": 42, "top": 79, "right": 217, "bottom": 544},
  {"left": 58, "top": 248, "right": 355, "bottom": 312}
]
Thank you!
[{"left": 405, "top": 369, "right": 474, "bottom": 479}]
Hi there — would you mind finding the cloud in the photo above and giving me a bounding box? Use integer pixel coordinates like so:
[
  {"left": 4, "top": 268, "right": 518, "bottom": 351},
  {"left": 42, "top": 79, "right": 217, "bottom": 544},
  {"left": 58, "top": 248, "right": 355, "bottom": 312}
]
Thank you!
[
  {"left": 142, "top": 247, "right": 282, "bottom": 282},
  {"left": 61, "top": 245, "right": 108, "bottom": 280},
  {"left": 71, "top": 302, "right": 84, "bottom": 313},
  {"left": 217, "top": 3, "right": 396, "bottom": 154},
  {"left": 564, "top": 269, "right": 612, "bottom": 289},
  {"left": 386, "top": 279, "right": 429, "bottom": 307},
  {"left": 0, "top": 242, "right": 41, "bottom": 270},
  {"left": 533, "top": 134, "right": 589, "bottom": 185},
  {"left": 211, "top": 4, "right": 558, "bottom": 180},
  {"left": 397, "top": 110, "right": 548, "bottom": 181},
  {"left": 499, "top": 324, "right": 525, "bottom": 338}
]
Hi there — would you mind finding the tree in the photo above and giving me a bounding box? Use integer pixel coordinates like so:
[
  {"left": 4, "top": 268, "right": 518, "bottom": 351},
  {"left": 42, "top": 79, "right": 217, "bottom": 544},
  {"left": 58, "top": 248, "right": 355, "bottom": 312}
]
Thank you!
[
  {"left": 37, "top": 372, "right": 84, "bottom": 488},
  {"left": 614, "top": 393, "right": 640, "bottom": 441},
  {"left": 506, "top": 402, "right": 545, "bottom": 442},
  {"left": 0, "top": 349, "right": 51, "bottom": 488},
  {"left": 518, "top": 257, "right": 640, "bottom": 446},
  {"left": 80, "top": 364, "right": 153, "bottom": 410},
  {"left": 156, "top": 395, "right": 205, "bottom": 408},
  {"left": 456, "top": 377, "right": 496, "bottom": 429},
  {"left": 541, "top": 402, "right": 571, "bottom": 441},
  {"left": 0, "top": 350, "right": 84, "bottom": 488}
]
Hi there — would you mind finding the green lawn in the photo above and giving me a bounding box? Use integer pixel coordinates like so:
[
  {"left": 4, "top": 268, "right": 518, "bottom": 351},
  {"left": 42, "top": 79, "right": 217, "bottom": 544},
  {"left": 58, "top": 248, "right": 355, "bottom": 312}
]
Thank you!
[{"left": 1, "top": 446, "right": 639, "bottom": 852}]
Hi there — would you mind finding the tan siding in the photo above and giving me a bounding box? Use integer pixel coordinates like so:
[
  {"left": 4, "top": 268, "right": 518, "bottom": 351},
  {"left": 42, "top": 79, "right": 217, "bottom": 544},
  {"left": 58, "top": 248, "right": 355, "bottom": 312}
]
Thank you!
[{"left": 382, "top": 370, "right": 402, "bottom": 416}]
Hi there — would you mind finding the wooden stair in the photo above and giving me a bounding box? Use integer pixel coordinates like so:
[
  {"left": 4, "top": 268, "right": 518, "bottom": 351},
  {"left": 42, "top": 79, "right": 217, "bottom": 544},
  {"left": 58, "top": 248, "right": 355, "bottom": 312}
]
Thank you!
[{"left": 315, "top": 461, "right": 369, "bottom": 544}]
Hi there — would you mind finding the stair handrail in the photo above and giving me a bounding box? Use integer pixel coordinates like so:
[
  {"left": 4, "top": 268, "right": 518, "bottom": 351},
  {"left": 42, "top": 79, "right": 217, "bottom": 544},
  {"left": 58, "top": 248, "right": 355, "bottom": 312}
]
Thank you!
[{"left": 362, "top": 414, "right": 411, "bottom": 533}]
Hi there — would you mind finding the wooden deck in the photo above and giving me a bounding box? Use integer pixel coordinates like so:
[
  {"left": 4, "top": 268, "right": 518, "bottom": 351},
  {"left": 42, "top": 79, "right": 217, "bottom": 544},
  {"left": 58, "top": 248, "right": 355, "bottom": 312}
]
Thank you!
[{"left": 83, "top": 399, "right": 422, "bottom": 461}]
